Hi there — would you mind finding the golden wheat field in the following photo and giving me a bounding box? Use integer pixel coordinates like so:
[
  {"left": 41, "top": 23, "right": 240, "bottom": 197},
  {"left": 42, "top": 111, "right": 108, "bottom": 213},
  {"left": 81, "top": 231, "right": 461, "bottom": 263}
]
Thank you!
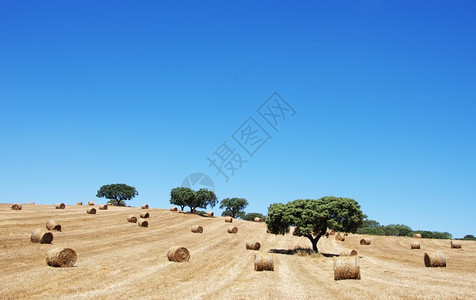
[{"left": 1, "top": 203, "right": 475, "bottom": 299}]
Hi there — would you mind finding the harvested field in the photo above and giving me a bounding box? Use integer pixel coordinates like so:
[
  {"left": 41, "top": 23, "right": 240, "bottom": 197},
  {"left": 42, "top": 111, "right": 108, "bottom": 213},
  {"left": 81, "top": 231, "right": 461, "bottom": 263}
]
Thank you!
[{"left": 0, "top": 203, "right": 475, "bottom": 299}]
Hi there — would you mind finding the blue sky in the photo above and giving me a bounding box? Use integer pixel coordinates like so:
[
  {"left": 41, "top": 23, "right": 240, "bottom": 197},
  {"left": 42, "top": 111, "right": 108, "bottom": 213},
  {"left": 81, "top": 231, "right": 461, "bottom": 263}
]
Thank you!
[{"left": 1, "top": 1, "right": 475, "bottom": 238}]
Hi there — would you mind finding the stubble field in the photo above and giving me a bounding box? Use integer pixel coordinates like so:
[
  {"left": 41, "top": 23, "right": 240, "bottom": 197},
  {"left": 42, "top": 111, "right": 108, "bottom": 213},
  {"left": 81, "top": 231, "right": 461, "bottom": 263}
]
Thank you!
[{"left": 1, "top": 203, "right": 475, "bottom": 299}]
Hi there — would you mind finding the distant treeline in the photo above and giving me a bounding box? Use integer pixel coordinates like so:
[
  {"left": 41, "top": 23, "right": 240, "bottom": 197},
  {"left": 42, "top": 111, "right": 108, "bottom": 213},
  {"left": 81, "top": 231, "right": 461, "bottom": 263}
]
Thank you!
[{"left": 357, "top": 219, "right": 453, "bottom": 239}]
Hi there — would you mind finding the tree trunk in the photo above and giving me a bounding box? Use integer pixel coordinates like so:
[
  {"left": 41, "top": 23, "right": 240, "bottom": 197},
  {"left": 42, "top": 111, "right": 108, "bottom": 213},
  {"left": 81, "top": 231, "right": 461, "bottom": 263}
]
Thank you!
[{"left": 306, "top": 235, "right": 321, "bottom": 253}]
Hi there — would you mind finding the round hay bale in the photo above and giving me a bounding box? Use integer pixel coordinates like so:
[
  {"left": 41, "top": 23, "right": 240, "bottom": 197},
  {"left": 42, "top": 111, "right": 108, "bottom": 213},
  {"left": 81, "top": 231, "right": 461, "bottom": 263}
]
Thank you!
[
  {"left": 138, "top": 219, "right": 148, "bottom": 227},
  {"left": 46, "top": 247, "right": 77, "bottom": 267},
  {"left": 254, "top": 217, "right": 261, "bottom": 222},
  {"left": 170, "top": 207, "right": 178, "bottom": 212},
  {"left": 46, "top": 220, "right": 61, "bottom": 231},
  {"left": 11, "top": 203, "right": 22, "bottom": 210},
  {"left": 344, "top": 233, "right": 349, "bottom": 236},
  {"left": 88, "top": 201, "right": 94, "bottom": 206},
  {"left": 339, "top": 249, "right": 358, "bottom": 256},
  {"left": 410, "top": 241, "right": 421, "bottom": 249},
  {"left": 31, "top": 229, "right": 53, "bottom": 244},
  {"left": 167, "top": 247, "right": 190, "bottom": 262},
  {"left": 206, "top": 211, "right": 214, "bottom": 217},
  {"left": 140, "top": 212, "right": 149, "bottom": 218},
  {"left": 99, "top": 204, "right": 108, "bottom": 210},
  {"left": 266, "top": 229, "right": 271, "bottom": 234},
  {"left": 360, "top": 238, "right": 371, "bottom": 245},
  {"left": 334, "top": 256, "right": 361, "bottom": 280},
  {"left": 246, "top": 241, "right": 261, "bottom": 251},
  {"left": 424, "top": 250, "right": 446, "bottom": 267},
  {"left": 76, "top": 201, "right": 83, "bottom": 205},
  {"left": 227, "top": 226, "right": 238, "bottom": 234},
  {"left": 329, "top": 230, "right": 335, "bottom": 235},
  {"left": 413, "top": 233, "right": 422, "bottom": 238},
  {"left": 254, "top": 253, "right": 274, "bottom": 271},
  {"left": 191, "top": 225, "right": 203, "bottom": 233},
  {"left": 335, "top": 234, "right": 345, "bottom": 242},
  {"left": 55, "top": 203, "right": 65, "bottom": 209},
  {"left": 177, "top": 210, "right": 185, "bottom": 214},
  {"left": 86, "top": 207, "right": 96, "bottom": 214},
  {"left": 127, "top": 215, "right": 137, "bottom": 223},
  {"left": 141, "top": 204, "right": 149, "bottom": 209},
  {"left": 29, "top": 202, "right": 35, "bottom": 205},
  {"left": 224, "top": 216, "right": 233, "bottom": 223},
  {"left": 451, "top": 241, "right": 462, "bottom": 249}
]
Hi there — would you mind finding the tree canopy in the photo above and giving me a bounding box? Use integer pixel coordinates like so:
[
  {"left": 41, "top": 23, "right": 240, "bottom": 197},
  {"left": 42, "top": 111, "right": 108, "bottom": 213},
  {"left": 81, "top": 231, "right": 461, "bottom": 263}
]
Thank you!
[
  {"left": 170, "top": 187, "right": 217, "bottom": 212},
  {"left": 266, "top": 196, "right": 364, "bottom": 252},
  {"left": 96, "top": 183, "right": 138, "bottom": 206},
  {"left": 219, "top": 198, "right": 248, "bottom": 218}
]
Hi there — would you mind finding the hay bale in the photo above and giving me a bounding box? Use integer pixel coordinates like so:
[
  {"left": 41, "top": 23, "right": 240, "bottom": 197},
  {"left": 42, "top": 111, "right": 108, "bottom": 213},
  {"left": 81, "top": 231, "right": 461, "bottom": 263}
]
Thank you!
[
  {"left": 88, "top": 201, "right": 94, "bottom": 206},
  {"left": 334, "top": 256, "right": 361, "bottom": 280},
  {"left": 31, "top": 229, "right": 53, "bottom": 244},
  {"left": 207, "top": 211, "right": 214, "bottom": 217},
  {"left": 191, "top": 225, "right": 203, "bottom": 233},
  {"left": 254, "top": 217, "right": 261, "bottom": 222},
  {"left": 411, "top": 241, "right": 421, "bottom": 249},
  {"left": 329, "top": 230, "right": 335, "bottom": 235},
  {"left": 339, "top": 249, "right": 358, "bottom": 256},
  {"left": 413, "top": 233, "right": 422, "bottom": 238},
  {"left": 424, "top": 251, "right": 446, "bottom": 267},
  {"left": 170, "top": 207, "right": 178, "bottom": 211},
  {"left": 360, "top": 238, "right": 371, "bottom": 245},
  {"left": 246, "top": 241, "right": 261, "bottom": 251},
  {"left": 254, "top": 253, "right": 274, "bottom": 271},
  {"left": 29, "top": 202, "right": 35, "bottom": 205},
  {"left": 225, "top": 216, "right": 233, "bottom": 223},
  {"left": 46, "top": 247, "right": 77, "bottom": 267},
  {"left": 46, "top": 220, "right": 61, "bottom": 231},
  {"left": 227, "top": 226, "right": 238, "bottom": 234},
  {"left": 138, "top": 219, "right": 148, "bottom": 227},
  {"left": 127, "top": 215, "right": 137, "bottom": 223},
  {"left": 451, "top": 241, "right": 462, "bottom": 249},
  {"left": 99, "top": 204, "right": 108, "bottom": 210},
  {"left": 336, "top": 233, "right": 345, "bottom": 242},
  {"left": 55, "top": 203, "right": 65, "bottom": 209},
  {"left": 167, "top": 247, "right": 190, "bottom": 262},
  {"left": 142, "top": 204, "right": 149, "bottom": 209},
  {"left": 140, "top": 212, "right": 149, "bottom": 218},
  {"left": 86, "top": 207, "right": 96, "bottom": 214},
  {"left": 11, "top": 203, "right": 22, "bottom": 210},
  {"left": 76, "top": 202, "right": 83, "bottom": 205}
]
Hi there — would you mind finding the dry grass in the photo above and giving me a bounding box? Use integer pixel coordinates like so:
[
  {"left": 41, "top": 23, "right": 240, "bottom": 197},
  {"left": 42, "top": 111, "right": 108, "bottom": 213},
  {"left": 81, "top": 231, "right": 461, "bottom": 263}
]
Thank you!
[
  {"left": 339, "top": 249, "right": 358, "bottom": 256},
  {"left": 0, "top": 204, "right": 475, "bottom": 299}
]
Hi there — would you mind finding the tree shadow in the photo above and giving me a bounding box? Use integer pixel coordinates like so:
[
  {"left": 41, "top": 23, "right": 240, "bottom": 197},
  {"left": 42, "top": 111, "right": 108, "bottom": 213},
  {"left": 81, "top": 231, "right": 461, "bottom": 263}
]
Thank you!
[{"left": 268, "top": 247, "right": 339, "bottom": 257}]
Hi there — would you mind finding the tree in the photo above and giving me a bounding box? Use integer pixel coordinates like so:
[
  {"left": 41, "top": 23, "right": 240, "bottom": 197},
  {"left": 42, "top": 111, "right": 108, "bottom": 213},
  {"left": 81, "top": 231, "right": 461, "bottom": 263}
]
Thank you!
[
  {"left": 220, "top": 198, "right": 248, "bottom": 218},
  {"left": 463, "top": 234, "right": 476, "bottom": 240},
  {"left": 96, "top": 183, "right": 138, "bottom": 206},
  {"left": 266, "top": 196, "right": 364, "bottom": 253},
  {"left": 244, "top": 212, "right": 267, "bottom": 222},
  {"left": 170, "top": 187, "right": 195, "bottom": 211},
  {"left": 170, "top": 187, "right": 217, "bottom": 212}
]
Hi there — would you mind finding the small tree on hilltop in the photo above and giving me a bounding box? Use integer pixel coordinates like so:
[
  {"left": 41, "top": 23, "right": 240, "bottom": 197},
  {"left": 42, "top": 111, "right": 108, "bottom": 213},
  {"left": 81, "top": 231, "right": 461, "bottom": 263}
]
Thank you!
[
  {"left": 96, "top": 184, "right": 138, "bottom": 206},
  {"left": 220, "top": 198, "right": 248, "bottom": 218},
  {"left": 170, "top": 187, "right": 194, "bottom": 211},
  {"left": 266, "top": 196, "right": 364, "bottom": 253}
]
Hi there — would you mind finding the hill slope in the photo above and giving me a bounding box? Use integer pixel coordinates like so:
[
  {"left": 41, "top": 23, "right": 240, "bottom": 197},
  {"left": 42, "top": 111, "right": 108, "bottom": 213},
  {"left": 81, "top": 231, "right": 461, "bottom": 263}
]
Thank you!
[{"left": 1, "top": 203, "right": 475, "bottom": 299}]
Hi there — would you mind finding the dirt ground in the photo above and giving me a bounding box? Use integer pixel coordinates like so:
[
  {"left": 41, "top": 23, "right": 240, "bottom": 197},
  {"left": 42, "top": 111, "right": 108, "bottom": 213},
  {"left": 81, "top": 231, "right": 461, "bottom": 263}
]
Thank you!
[{"left": 1, "top": 203, "right": 475, "bottom": 299}]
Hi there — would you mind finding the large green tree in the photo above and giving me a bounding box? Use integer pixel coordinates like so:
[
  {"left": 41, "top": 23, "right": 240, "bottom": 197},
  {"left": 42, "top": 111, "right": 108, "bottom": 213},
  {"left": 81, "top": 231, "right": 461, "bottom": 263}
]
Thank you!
[
  {"left": 170, "top": 187, "right": 217, "bottom": 212},
  {"left": 96, "top": 183, "right": 138, "bottom": 206},
  {"left": 266, "top": 196, "right": 364, "bottom": 252},
  {"left": 219, "top": 198, "right": 248, "bottom": 218}
]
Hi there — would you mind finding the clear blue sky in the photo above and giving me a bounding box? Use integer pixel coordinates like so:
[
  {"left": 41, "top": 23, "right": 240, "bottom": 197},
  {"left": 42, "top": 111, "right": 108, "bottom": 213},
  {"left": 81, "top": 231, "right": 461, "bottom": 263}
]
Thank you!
[{"left": 1, "top": 1, "right": 475, "bottom": 238}]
